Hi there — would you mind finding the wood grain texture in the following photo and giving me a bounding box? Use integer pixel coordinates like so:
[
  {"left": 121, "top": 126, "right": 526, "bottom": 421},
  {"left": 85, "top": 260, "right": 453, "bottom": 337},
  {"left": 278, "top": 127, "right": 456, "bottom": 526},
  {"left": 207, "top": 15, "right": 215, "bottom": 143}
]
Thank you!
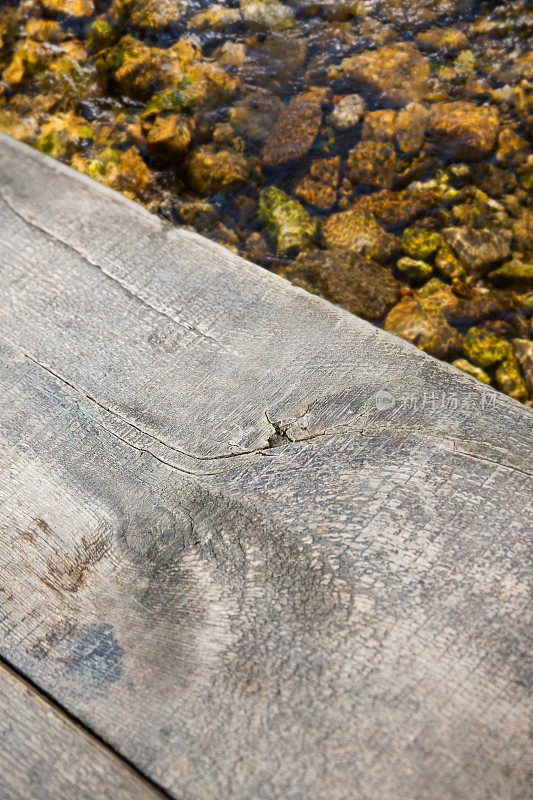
[
  {"left": 0, "top": 131, "right": 532, "bottom": 800},
  {"left": 0, "top": 660, "right": 166, "bottom": 800}
]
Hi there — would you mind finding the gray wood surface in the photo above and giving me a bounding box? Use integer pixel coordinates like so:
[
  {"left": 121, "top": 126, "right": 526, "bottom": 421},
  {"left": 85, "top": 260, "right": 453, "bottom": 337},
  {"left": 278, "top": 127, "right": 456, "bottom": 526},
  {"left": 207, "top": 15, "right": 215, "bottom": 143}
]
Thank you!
[
  {"left": 0, "top": 661, "right": 165, "bottom": 800},
  {"left": 0, "top": 131, "right": 531, "bottom": 800}
]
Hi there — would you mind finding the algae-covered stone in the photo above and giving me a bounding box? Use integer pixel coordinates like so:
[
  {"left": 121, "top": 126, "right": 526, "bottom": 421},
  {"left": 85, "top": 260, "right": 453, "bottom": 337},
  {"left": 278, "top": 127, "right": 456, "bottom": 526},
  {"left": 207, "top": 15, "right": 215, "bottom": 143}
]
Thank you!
[
  {"left": 322, "top": 209, "right": 401, "bottom": 262},
  {"left": 40, "top": 0, "right": 94, "bottom": 17},
  {"left": 36, "top": 112, "right": 93, "bottom": 159},
  {"left": 487, "top": 261, "right": 533, "bottom": 291},
  {"left": 347, "top": 140, "right": 397, "bottom": 190},
  {"left": 106, "top": 36, "right": 167, "bottom": 100},
  {"left": 126, "top": 0, "right": 188, "bottom": 29},
  {"left": 185, "top": 146, "right": 250, "bottom": 195},
  {"left": 281, "top": 250, "right": 401, "bottom": 320},
  {"left": 385, "top": 296, "right": 462, "bottom": 359},
  {"left": 396, "top": 256, "right": 433, "bottom": 282},
  {"left": 451, "top": 359, "right": 491, "bottom": 385},
  {"left": 336, "top": 43, "right": 430, "bottom": 106},
  {"left": 37, "top": 51, "right": 100, "bottom": 107},
  {"left": 435, "top": 244, "right": 467, "bottom": 281},
  {"left": 328, "top": 94, "right": 365, "bottom": 131},
  {"left": 178, "top": 200, "right": 219, "bottom": 229},
  {"left": 0, "top": 109, "right": 37, "bottom": 142},
  {"left": 443, "top": 227, "right": 512, "bottom": 274},
  {"left": 143, "top": 113, "right": 193, "bottom": 157},
  {"left": 361, "top": 110, "right": 395, "bottom": 142},
  {"left": 394, "top": 102, "right": 428, "bottom": 155},
  {"left": 496, "top": 128, "right": 530, "bottom": 168},
  {"left": 88, "top": 19, "right": 118, "bottom": 53},
  {"left": 72, "top": 146, "right": 156, "bottom": 203},
  {"left": 240, "top": 0, "right": 295, "bottom": 31},
  {"left": 453, "top": 50, "right": 476, "bottom": 78},
  {"left": 262, "top": 92, "right": 322, "bottom": 168},
  {"left": 513, "top": 210, "right": 533, "bottom": 257},
  {"left": 2, "top": 41, "right": 49, "bottom": 85},
  {"left": 495, "top": 356, "right": 528, "bottom": 402},
  {"left": 293, "top": 157, "right": 340, "bottom": 211},
  {"left": 188, "top": 5, "right": 240, "bottom": 29},
  {"left": 353, "top": 186, "right": 440, "bottom": 229},
  {"left": 259, "top": 186, "right": 316, "bottom": 254},
  {"left": 402, "top": 227, "right": 443, "bottom": 260},
  {"left": 141, "top": 85, "right": 195, "bottom": 156},
  {"left": 463, "top": 326, "right": 511, "bottom": 369},
  {"left": 428, "top": 102, "right": 499, "bottom": 161},
  {"left": 415, "top": 26, "right": 468, "bottom": 53}
]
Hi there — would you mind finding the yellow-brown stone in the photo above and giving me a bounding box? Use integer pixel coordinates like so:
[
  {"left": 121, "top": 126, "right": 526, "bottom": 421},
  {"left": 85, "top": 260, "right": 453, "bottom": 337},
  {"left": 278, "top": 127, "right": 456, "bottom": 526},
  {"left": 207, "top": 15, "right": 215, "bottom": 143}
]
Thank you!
[
  {"left": 428, "top": 101, "right": 499, "bottom": 161},
  {"left": 293, "top": 157, "right": 340, "bottom": 210}
]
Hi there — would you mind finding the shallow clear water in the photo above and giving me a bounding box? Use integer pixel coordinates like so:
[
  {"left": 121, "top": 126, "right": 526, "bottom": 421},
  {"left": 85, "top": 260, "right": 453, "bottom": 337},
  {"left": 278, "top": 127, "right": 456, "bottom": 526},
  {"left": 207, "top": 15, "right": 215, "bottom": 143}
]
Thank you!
[{"left": 0, "top": 0, "right": 531, "bottom": 401}]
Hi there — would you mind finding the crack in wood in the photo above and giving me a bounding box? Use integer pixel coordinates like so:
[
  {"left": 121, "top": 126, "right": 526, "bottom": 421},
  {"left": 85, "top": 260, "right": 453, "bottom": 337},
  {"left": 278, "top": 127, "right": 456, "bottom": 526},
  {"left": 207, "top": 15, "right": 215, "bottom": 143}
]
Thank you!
[{"left": 0, "top": 187, "right": 240, "bottom": 357}]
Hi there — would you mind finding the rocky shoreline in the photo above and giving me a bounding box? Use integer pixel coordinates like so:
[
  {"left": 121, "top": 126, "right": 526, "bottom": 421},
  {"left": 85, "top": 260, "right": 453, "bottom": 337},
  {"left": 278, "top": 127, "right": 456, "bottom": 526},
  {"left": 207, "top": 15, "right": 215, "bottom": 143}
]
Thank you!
[{"left": 1, "top": 0, "right": 531, "bottom": 402}]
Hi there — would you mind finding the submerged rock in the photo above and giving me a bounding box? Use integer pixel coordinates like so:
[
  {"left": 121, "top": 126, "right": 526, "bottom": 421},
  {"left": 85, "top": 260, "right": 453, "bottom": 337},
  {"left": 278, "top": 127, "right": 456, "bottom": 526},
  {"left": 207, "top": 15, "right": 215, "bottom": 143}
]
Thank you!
[
  {"left": 347, "top": 140, "right": 397, "bottom": 190},
  {"left": 415, "top": 26, "right": 468, "bottom": 53},
  {"left": 125, "top": 0, "right": 188, "bottom": 30},
  {"left": 293, "top": 156, "right": 340, "bottom": 210},
  {"left": 40, "top": 0, "right": 94, "bottom": 17},
  {"left": 335, "top": 43, "right": 430, "bottom": 106},
  {"left": 443, "top": 226, "right": 512, "bottom": 274},
  {"left": 496, "top": 127, "right": 529, "bottom": 168},
  {"left": 415, "top": 279, "right": 518, "bottom": 328},
  {"left": 451, "top": 359, "right": 491, "bottom": 384},
  {"left": 2, "top": 40, "right": 49, "bottom": 85},
  {"left": 72, "top": 146, "right": 156, "bottom": 203},
  {"left": 185, "top": 146, "right": 250, "bottom": 194},
  {"left": 385, "top": 296, "right": 462, "bottom": 359},
  {"left": 495, "top": 356, "right": 528, "bottom": 402},
  {"left": 88, "top": 19, "right": 118, "bottom": 53},
  {"left": 394, "top": 102, "right": 428, "bottom": 155},
  {"left": 427, "top": 101, "right": 499, "bottom": 161},
  {"left": 328, "top": 93, "right": 365, "bottom": 131},
  {"left": 240, "top": 0, "right": 295, "bottom": 31},
  {"left": 141, "top": 87, "right": 195, "bottom": 156},
  {"left": 258, "top": 186, "right": 317, "bottom": 253},
  {"left": 322, "top": 209, "right": 401, "bottom": 262},
  {"left": 396, "top": 256, "right": 432, "bottom": 282},
  {"left": 353, "top": 186, "right": 440, "bottom": 229},
  {"left": 488, "top": 260, "right": 533, "bottom": 291},
  {"left": 282, "top": 250, "right": 400, "bottom": 320},
  {"left": 107, "top": 36, "right": 170, "bottom": 100},
  {"left": 230, "top": 92, "right": 284, "bottom": 143},
  {"left": 143, "top": 112, "right": 193, "bottom": 156},
  {"left": 513, "top": 210, "right": 533, "bottom": 256},
  {"left": 262, "top": 92, "right": 322, "bottom": 168},
  {"left": 361, "top": 109, "right": 396, "bottom": 142},
  {"left": 36, "top": 112, "right": 92, "bottom": 158},
  {"left": 434, "top": 243, "right": 467, "bottom": 281},
  {"left": 402, "top": 227, "right": 443, "bottom": 260},
  {"left": 188, "top": 5, "right": 240, "bottom": 29},
  {"left": 462, "top": 326, "right": 511, "bottom": 369}
]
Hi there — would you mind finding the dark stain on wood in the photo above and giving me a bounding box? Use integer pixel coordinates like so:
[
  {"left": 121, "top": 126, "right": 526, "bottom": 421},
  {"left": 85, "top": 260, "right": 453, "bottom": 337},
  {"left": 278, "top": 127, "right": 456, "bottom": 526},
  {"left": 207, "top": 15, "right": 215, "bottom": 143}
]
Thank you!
[
  {"left": 67, "top": 623, "right": 123, "bottom": 689},
  {"left": 46, "top": 535, "right": 110, "bottom": 593},
  {"left": 30, "top": 620, "right": 77, "bottom": 662}
]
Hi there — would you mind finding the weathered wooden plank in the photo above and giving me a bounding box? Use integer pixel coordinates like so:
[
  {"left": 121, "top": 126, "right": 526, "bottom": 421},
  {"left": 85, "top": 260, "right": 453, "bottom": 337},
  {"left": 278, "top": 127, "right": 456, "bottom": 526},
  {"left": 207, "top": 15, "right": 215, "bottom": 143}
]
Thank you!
[
  {"left": 0, "top": 131, "right": 532, "bottom": 800},
  {"left": 0, "top": 660, "right": 166, "bottom": 800}
]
